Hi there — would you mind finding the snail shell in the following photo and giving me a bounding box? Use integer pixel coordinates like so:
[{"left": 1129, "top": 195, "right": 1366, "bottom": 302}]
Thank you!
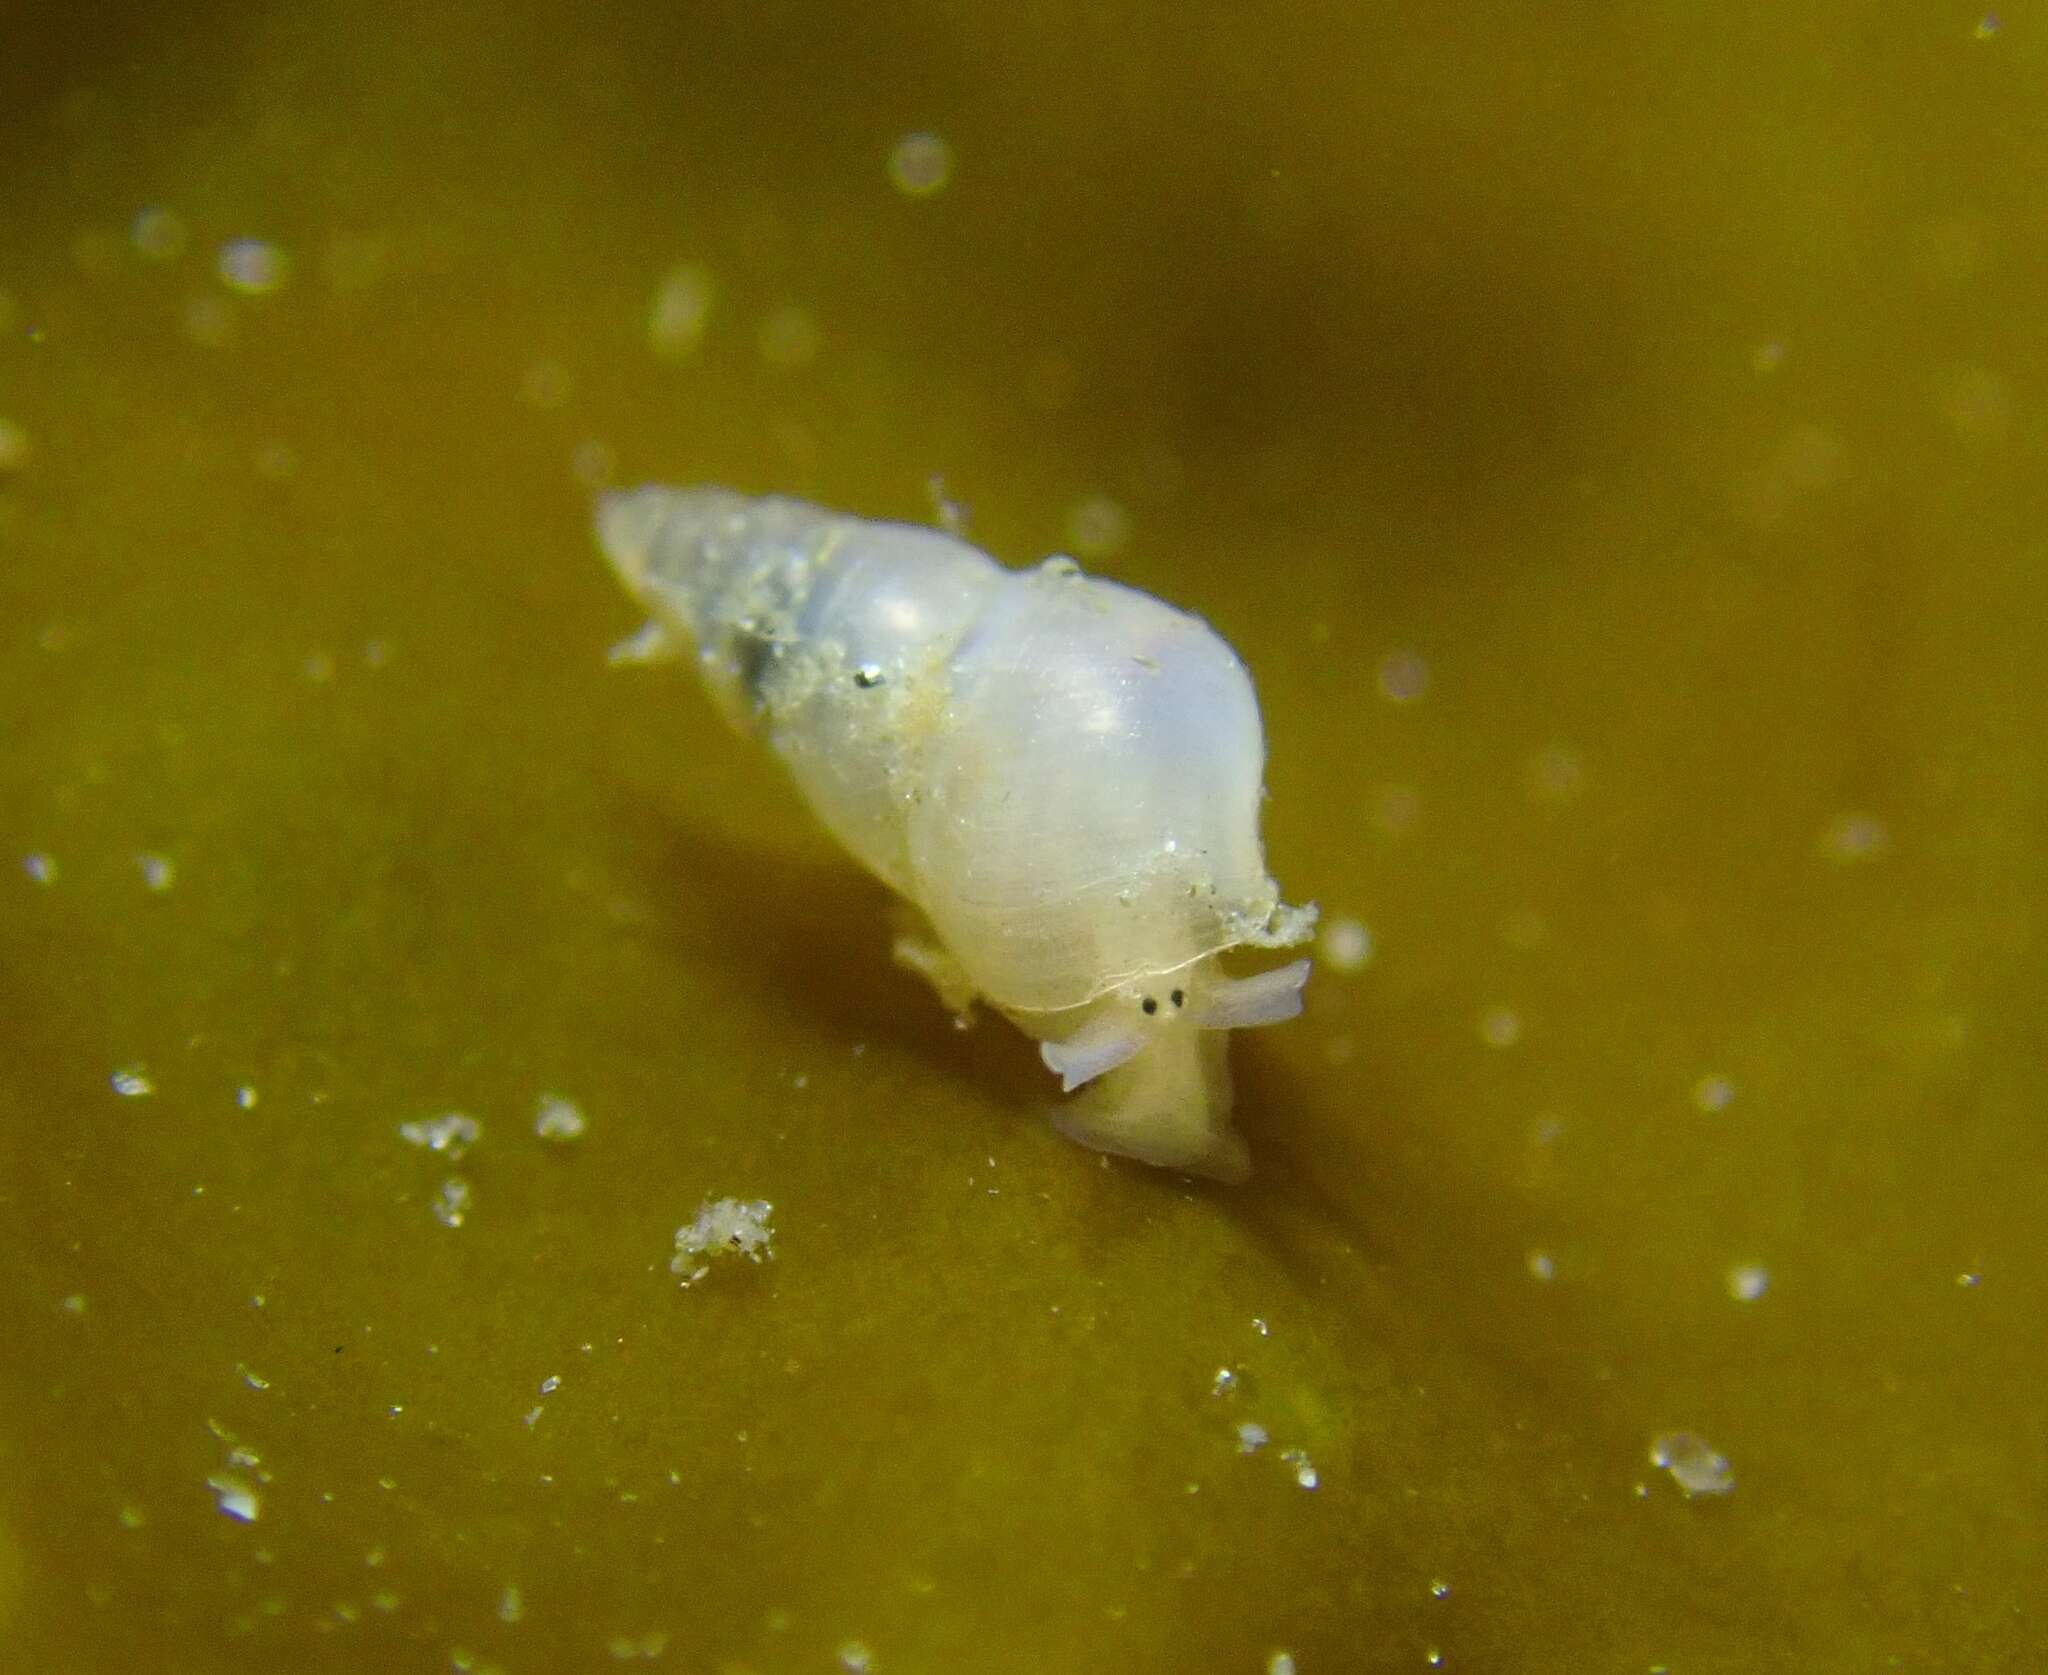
[{"left": 598, "top": 486, "right": 1315, "bottom": 1180}]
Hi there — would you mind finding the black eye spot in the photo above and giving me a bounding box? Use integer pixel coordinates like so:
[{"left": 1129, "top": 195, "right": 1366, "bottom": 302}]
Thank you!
[
  {"left": 1170, "top": 989, "right": 1185, "bottom": 1008},
  {"left": 1140, "top": 996, "right": 1158, "bottom": 1016}
]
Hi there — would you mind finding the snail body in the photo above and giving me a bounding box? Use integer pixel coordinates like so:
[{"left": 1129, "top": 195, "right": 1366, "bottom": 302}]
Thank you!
[{"left": 598, "top": 486, "right": 1314, "bottom": 1180}]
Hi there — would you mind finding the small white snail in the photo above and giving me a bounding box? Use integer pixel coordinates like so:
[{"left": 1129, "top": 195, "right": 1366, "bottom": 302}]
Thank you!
[{"left": 597, "top": 486, "right": 1315, "bottom": 1180}]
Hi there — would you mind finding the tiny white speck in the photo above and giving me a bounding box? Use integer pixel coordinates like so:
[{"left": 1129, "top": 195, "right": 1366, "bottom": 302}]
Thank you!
[
  {"left": 1526, "top": 1249, "right": 1556, "bottom": 1283},
  {"left": 135, "top": 852, "right": 176, "bottom": 891},
  {"left": 499, "top": 1584, "right": 524, "bottom": 1623},
  {"left": 1318, "top": 916, "right": 1372, "bottom": 973},
  {"left": 1726, "top": 1263, "right": 1769, "bottom": 1302},
  {"left": 208, "top": 1473, "right": 261, "bottom": 1522},
  {"left": 112, "top": 1065, "right": 155, "bottom": 1098},
  {"left": 237, "top": 1084, "right": 259, "bottom": 1110},
  {"left": 0, "top": 416, "right": 29, "bottom": 476},
  {"left": 1478, "top": 1006, "right": 1522, "bottom": 1049},
  {"left": 758, "top": 304, "right": 821, "bottom": 369},
  {"left": 889, "top": 131, "right": 954, "bottom": 197},
  {"left": 1975, "top": 13, "right": 2002, "bottom": 39},
  {"left": 23, "top": 852, "right": 56, "bottom": 885},
  {"left": 1064, "top": 493, "right": 1129, "bottom": 559},
  {"left": 1281, "top": 1447, "right": 1318, "bottom": 1490},
  {"left": 1251, "top": 1317, "right": 1270, "bottom": 1337},
  {"left": 131, "top": 205, "right": 187, "bottom": 260},
  {"left": 1818, "top": 811, "right": 1890, "bottom": 865},
  {"left": 239, "top": 1363, "right": 271, "bottom": 1391},
  {"left": 302, "top": 650, "right": 337, "bottom": 683},
  {"left": 181, "top": 292, "right": 236, "bottom": 348},
  {"left": 1425, "top": 1648, "right": 1443, "bottom": 1667},
  {"left": 1523, "top": 743, "right": 1586, "bottom": 804},
  {"left": 430, "top": 1175, "right": 471, "bottom": 1229},
  {"left": 838, "top": 1639, "right": 875, "bottom": 1673},
  {"left": 1268, "top": 1655, "right": 1298, "bottom": 1675},
  {"left": 1429, "top": 1579, "right": 1451, "bottom": 1599},
  {"left": 1691, "top": 1073, "right": 1736, "bottom": 1113},
  {"left": 1210, "top": 1367, "right": 1238, "bottom": 1397},
  {"left": 520, "top": 359, "right": 572, "bottom": 409},
  {"left": 647, "top": 261, "right": 714, "bottom": 361},
  {"left": 539, "top": 1375, "right": 561, "bottom": 1396},
  {"left": 1648, "top": 1430, "right": 1734, "bottom": 1497},
  {"left": 1236, "top": 1421, "right": 1269, "bottom": 1454},
  {"left": 1376, "top": 648, "right": 1430, "bottom": 704},
  {"left": 217, "top": 238, "right": 289, "bottom": 296},
  {"left": 534, "top": 1092, "right": 587, "bottom": 1142},
  {"left": 1957, "top": 1270, "right": 1981, "bottom": 1288},
  {"left": 61, "top": 1293, "right": 87, "bottom": 1314}
]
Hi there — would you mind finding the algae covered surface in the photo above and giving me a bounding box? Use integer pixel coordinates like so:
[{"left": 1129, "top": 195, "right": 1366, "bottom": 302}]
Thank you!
[{"left": 3, "top": 2, "right": 2045, "bottom": 1669}]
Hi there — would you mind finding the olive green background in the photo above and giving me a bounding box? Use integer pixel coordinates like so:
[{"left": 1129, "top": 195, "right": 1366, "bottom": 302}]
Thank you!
[{"left": 2, "top": 2, "right": 2043, "bottom": 1670}]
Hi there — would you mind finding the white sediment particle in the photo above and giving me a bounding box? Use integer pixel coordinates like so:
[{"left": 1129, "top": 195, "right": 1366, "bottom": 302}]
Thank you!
[
  {"left": 1726, "top": 1263, "right": 1769, "bottom": 1302},
  {"left": 1478, "top": 1005, "right": 1523, "bottom": 1049},
  {"left": 1280, "top": 1447, "right": 1319, "bottom": 1490},
  {"left": 1429, "top": 1579, "right": 1451, "bottom": 1599},
  {"left": 430, "top": 1175, "right": 471, "bottom": 1229},
  {"left": 217, "top": 237, "right": 289, "bottom": 296},
  {"left": 1318, "top": 915, "right": 1372, "bottom": 973},
  {"left": 521, "top": 358, "right": 573, "bottom": 410},
  {"left": 535, "top": 1092, "right": 586, "bottom": 1142},
  {"left": 1525, "top": 1249, "right": 1556, "bottom": 1283},
  {"left": 23, "top": 852, "right": 56, "bottom": 885},
  {"left": 237, "top": 1084, "right": 259, "bottom": 1110},
  {"left": 757, "top": 304, "right": 821, "bottom": 369},
  {"left": 608, "top": 1630, "right": 670, "bottom": 1660},
  {"left": 539, "top": 1375, "right": 561, "bottom": 1396},
  {"left": 208, "top": 1473, "right": 261, "bottom": 1522},
  {"left": 1267, "top": 1655, "right": 1297, "bottom": 1675},
  {"left": 647, "top": 261, "right": 714, "bottom": 360},
  {"left": 181, "top": 292, "right": 236, "bottom": 347},
  {"left": 1817, "top": 811, "right": 1890, "bottom": 864},
  {"left": 131, "top": 205, "right": 187, "bottom": 260},
  {"left": 134, "top": 851, "right": 176, "bottom": 891},
  {"left": 888, "top": 130, "right": 954, "bottom": 197},
  {"left": 1064, "top": 493, "right": 1129, "bottom": 559},
  {"left": 1376, "top": 648, "right": 1430, "bottom": 704},
  {"left": 238, "top": 1363, "right": 272, "bottom": 1391},
  {"left": 1523, "top": 742, "right": 1586, "bottom": 804},
  {"left": 1691, "top": 1073, "right": 1735, "bottom": 1113},
  {"left": 1210, "top": 1366, "right": 1238, "bottom": 1397},
  {"left": 111, "top": 1065, "right": 155, "bottom": 1098},
  {"left": 670, "top": 1197, "right": 775, "bottom": 1286},
  {"left": 399, "top": 1111, "right": 479, "bottom": 1158},
  {"left": 1236, "top": 1421, "right": 1269, "bottom": 1454},
  {"left": 837, "top": 1640, "right": 875, "bottom": 1673},
  {"left": 0, "top": 416, "right": 29, "bottom": 474},
  {"left": 1648, "top": 1430, "right": 1734, "bottom": 1497},
  {"left": 498, "top": 1583, "right": 524, "bottom": 1623}
]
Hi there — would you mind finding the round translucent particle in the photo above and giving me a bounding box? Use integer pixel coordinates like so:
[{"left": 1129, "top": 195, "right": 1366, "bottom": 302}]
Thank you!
[
  {"left": 757, "top": 305, "right": 821, "bottom": 369},
  {"left": 889, "top": 131, "right": 954, "bottom": 197},
  {"left": 1064, "top": 493, "right": 1129, "bottom": 559},
  {"left": 1726, "top": 1263, "right": 1769, "bottom": 1302},
  {"left": 1376, "top": 648, "right": 1430, "bottom": 704},
  {"left": 1691, "top": 1073, "right": 1735, "bottom": 1113},
  {"left": 1479, "top": 1005, "right": 1523, "bottom": 1048},
  {"left": 112, "top": 1065, "right": 155, "bottom": 1097},
  {"left": 0, "top": 417, "right": 29, "bottom": 474},
  {"left": 131, "top": 205, "right": 187, "bottom": 260},
  {"left": 647, "top": 261, "right": 713, "bottom": 361},
  {"left": 1319, "top": 916, "right": 1372, "bottom": 973},
  {"left": 217, "top": 238, "right": 290, "bottom": 296}
]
